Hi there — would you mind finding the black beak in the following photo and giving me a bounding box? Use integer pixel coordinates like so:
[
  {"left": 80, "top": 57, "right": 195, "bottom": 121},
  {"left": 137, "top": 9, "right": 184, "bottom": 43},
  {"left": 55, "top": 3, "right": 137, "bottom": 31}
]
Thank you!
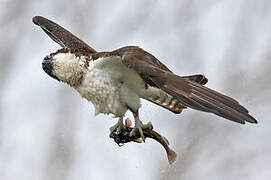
[{"left": 42, "top": 56, "right": 59, "bottom": 81}]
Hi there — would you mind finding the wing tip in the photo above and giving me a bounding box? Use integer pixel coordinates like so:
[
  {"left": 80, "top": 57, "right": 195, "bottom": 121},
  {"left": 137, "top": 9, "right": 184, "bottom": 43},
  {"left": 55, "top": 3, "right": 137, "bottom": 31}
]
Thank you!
[
  {"left": 32, "top": 16, "right": 39, "bottom": 24},
  {"left": 235, "top": 114, "right": 258, "bottom": 124},
  {"left": 32, "top": 16, "right": 45, "bottom": 26},
  {"left": 245, "top": 115, "right": 258, "bottom": 124}
]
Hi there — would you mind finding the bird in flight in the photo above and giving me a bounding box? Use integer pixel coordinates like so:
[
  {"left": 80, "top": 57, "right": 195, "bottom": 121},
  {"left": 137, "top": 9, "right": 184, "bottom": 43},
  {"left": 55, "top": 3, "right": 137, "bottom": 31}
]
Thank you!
[{"left": 33, "top": 16, "right": 257, "bottom": 141}]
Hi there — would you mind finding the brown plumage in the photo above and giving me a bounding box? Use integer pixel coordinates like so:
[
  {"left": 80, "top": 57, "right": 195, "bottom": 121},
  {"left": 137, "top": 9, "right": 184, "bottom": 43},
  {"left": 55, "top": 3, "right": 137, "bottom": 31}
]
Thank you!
[
  {"left": 144, "top": 75, "right": 208, "bottom": 114},
  {"left": 113, "top": 46, "right": 257, "bottom": 124},
  {"left": 33, "top": 16, "right": 257, "bottom": 125}
]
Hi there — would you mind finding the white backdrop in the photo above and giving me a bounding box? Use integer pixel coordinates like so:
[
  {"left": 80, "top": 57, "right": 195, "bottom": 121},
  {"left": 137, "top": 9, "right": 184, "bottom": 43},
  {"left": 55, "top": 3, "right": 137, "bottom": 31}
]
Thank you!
[{"left": 0, "top": 1, "right": 270, "bottom": 180}]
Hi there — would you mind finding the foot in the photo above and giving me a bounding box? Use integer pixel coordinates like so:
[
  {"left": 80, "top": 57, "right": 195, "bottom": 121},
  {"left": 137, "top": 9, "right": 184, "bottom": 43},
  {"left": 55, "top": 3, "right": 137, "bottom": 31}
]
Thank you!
[
  {"left": 109, "top": 118, "right": 124, "bottom": 137},
  {"left": 130, "top": 118, "right": 153, "bottom": 142}
]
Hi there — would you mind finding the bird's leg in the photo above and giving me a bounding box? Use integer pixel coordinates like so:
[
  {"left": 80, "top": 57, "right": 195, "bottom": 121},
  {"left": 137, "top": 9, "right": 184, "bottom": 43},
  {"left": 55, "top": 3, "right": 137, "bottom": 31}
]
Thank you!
[
  {"left": 109, "top": 117, "right": 124, "bottom": 136},
  {"left": 130, "top": 110, "right": 153, "bottom": 142}
]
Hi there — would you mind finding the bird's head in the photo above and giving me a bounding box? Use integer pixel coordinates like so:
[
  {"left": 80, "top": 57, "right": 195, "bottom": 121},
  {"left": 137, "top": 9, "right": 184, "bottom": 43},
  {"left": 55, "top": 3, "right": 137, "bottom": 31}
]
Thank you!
[
  {"left": 33, "top": 16, "right": 96, "bottom": 86},
  {"left": 42, "top": 48, "right": 88, "bottom": 87}
]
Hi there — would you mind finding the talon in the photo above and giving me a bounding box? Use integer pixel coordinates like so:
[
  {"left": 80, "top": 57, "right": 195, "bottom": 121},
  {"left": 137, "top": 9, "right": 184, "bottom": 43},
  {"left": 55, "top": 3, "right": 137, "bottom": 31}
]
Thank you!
[
  {"left": 129, "top": 119, "right": 151, "bottom": 142},
  {"left": 146, "top": 121, "right": 153, "bottom": 130},
  {"left": 109, "top": 118, "right": 124, "bottom": 137},
  {"left": 130, "top": 127, "right": 145, "bottom": 141},
  {"left": 138, "top": 126, "right": 145, "bottom": 142}
]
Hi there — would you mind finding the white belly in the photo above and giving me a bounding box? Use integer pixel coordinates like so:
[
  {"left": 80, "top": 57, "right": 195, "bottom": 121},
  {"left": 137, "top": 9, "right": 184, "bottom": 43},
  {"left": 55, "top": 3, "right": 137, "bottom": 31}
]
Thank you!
[{"left": 75, "top": 56, "right": 145, "bottom": 117}]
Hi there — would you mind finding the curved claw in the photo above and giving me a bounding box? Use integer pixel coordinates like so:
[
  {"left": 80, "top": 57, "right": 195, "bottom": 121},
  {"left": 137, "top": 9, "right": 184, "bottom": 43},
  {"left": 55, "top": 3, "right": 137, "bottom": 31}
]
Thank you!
[
  {"left": 130, "top": 124, "right": 145, "bottom": 141},
  {"left": 129, "top": 119, "right": 153, "bottom": 142},
  {"left": 109, "top": 118, "right": 124, "bottom": 137}
]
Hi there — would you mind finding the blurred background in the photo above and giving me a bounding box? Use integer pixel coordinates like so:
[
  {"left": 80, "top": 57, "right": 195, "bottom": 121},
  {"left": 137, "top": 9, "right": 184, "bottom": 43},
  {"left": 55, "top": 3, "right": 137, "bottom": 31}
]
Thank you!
[{"left": 0, "top": 0, "right": 270, "bottom": 179}]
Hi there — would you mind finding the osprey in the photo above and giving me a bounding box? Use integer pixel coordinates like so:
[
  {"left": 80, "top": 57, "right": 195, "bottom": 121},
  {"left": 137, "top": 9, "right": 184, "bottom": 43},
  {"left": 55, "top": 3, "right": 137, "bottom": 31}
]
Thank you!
[{"left": 33, "top": 16, "right": 257, "bottom": 140}]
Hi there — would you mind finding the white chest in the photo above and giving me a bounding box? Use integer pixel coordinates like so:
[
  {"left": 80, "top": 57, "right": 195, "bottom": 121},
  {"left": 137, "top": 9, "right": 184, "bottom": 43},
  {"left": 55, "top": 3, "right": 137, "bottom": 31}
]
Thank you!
[{"left": 75, "top": 56, "right": 145, "bottom": 117}]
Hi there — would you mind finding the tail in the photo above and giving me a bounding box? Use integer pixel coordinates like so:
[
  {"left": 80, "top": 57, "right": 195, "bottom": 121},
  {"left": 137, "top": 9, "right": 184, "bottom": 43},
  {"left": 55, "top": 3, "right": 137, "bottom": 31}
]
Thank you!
[
  {"left": 144, "top": 74, "right": 208, "bottom": 114},
  {"left": 163, "top": 136, "right": 177, "bottom": 164},
  {"left": 167, "top": 149, "right": 177, "bottom": 164},
  {"left": 145, "top": 93, "right": 186, "bottom": 114},
  {"left": 150, "top": 73, "right": 257, "bottom": 124}
]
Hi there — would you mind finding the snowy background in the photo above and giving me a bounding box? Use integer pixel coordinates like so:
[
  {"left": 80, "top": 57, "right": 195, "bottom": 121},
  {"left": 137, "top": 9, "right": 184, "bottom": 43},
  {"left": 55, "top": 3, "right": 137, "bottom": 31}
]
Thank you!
[{"left": 0, "top": 0, "right": 270, "bottom": 180}]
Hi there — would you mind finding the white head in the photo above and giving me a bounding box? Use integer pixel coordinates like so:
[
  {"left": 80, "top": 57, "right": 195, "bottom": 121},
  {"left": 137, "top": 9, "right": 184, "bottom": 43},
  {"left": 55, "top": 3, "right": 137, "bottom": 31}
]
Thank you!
[{"left": 42, "top": 48, "right": 88, "bottom": 86}]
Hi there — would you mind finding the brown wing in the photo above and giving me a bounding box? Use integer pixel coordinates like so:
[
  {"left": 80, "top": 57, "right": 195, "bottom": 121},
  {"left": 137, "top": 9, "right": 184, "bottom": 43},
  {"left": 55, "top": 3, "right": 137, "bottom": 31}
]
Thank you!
[
  {"left": 144, "top": 74, "right": 208, "bottom": 114},
  {"left": 33, "top": 16, "right": 96, "bottom": 54},
  {"left": 114, "top": 46, "right": 257, "bottom": 124}
]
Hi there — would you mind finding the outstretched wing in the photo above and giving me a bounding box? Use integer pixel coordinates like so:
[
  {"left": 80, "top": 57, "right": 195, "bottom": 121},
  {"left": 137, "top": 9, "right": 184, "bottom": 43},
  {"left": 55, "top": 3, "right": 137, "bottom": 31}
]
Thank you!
[
  {"left": 33, "top": 16, "right": 96, "bottom": 54},
  {"left": 114, "top": 46, "right": 257, "bottom": 124}
]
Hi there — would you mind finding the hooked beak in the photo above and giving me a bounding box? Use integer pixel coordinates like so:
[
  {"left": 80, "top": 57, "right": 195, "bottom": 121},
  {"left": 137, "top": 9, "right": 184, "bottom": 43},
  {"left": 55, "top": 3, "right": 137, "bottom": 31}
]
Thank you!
[{"left": 42, "top": 56, "right": 59, "bottom": 81}]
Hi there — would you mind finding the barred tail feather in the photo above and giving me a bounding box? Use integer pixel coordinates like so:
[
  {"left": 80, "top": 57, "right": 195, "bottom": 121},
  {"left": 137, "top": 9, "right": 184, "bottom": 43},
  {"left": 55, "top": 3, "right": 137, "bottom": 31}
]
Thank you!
[
  {"left": 150, "top": 73, "right": 257, "bottom": 124},
  {"left": 145, "top": 93, "right": 186, "bottom": 114}
]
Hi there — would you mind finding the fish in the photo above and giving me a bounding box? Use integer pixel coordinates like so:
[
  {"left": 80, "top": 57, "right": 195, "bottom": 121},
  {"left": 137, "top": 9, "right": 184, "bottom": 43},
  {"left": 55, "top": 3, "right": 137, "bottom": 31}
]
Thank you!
[{"left": 110, "top": 118, "right": 177, "bottom": 164}]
